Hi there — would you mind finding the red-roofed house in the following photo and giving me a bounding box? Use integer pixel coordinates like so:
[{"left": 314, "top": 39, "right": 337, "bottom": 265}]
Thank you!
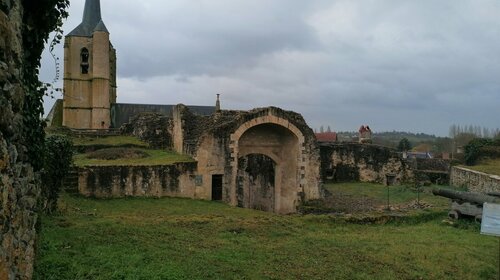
[{"left": 315, "top": 132, "right": 338, "bottom": 143}]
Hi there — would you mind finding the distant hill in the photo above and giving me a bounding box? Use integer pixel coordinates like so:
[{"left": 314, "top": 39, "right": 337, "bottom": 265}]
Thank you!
[{"left": 336, "top": 131, "right": 450, "bottom": 153}]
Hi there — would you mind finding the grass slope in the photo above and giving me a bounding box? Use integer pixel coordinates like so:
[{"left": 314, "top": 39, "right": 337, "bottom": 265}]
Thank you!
[
  {"left": 35, "top": 194, "right": 497, "bottom": 280},
  {"left": 463, "top": 158, "right": 500, "bottom": 176},
  {"left": 73, "top": 148, "right": 194, "bottom": 167},
  {"left": 325, "top": 182, "right": 452, "bottom": 206},
  {"left": 72, "top": 136, "right": 149, "bottom": 147}
]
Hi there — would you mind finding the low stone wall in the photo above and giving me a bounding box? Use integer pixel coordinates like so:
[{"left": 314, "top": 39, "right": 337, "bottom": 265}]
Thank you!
[
  {"left": 450, "top": 166, "right": 500, "bottom": 193},
  {"left": 78, "top": 163, "right": 199, "bottom": 198}
]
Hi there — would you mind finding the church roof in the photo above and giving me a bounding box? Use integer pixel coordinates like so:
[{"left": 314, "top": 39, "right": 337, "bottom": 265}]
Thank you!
[{"left": 68, "top": 0, "right": 109, "bottom": 37}]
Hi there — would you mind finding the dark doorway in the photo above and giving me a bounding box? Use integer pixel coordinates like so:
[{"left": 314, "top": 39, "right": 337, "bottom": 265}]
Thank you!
[
  {"left": 236, "top": 154, "right": 276, "bottom": 212},
  {"left": 212, "top": 175, "right": 223, "bottom": 201}
]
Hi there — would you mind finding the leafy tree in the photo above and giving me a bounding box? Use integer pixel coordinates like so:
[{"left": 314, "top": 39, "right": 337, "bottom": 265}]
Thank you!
[
  {"left": 41, "top": 134, "right": 73, "bottom": 213},
  {"left": 464, "top": 138, "right": 492, "bottom": 166},
  {"left": 397, "top": 138, "right": 411, "bottom": 152}
]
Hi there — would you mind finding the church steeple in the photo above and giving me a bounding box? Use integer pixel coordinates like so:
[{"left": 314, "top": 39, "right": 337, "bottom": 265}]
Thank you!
[
  {"left": 63, "top": 0, "right": 116, "bottom": 129},
  {"left": 68, "top": 0, "right": 108, "bottom": 37}
]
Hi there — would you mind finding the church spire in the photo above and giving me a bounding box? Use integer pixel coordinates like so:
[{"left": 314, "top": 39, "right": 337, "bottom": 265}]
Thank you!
[{"left": 68, "top": 0, "right": 108, "bottom": 37}]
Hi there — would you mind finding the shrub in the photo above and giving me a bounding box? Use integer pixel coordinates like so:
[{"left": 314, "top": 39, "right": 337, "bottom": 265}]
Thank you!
[
  {"left": 397, "top": 138, "right": 411, "bottom": 152},
  {"left": 479, "top": 146, "right": 500, "bottom": 159},
  {"left": 464, "top": 138, "right": 493, "bottom": 165},
  {"left": 42, "top": 134, "right": 73, "bottom": 213}
]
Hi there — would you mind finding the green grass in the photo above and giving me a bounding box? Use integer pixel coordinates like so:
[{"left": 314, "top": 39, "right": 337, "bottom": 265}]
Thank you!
[
  {"left": 325, "top": 182, "right": 451, "bottom": 206},
  {"left": 35, "top": 193, "right": 497, "bottom": 280},
  {"left": 72, "top": 135, "right": 149, "bottom": 147},
  {"left": 462, "top": 158, "right": 500, "bottom": 176},
  {"left": 73, "top": 149, "right": 194, "bottom": 166}
]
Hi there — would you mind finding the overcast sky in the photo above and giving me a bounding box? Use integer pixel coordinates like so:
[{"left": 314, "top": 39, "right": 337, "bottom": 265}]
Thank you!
[{"left": 40, "top": 0, "right": 500, "bottom": 136}]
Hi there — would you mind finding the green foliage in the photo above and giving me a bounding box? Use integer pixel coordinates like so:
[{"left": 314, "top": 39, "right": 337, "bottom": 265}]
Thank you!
[
  {"left": 41, "top": 135, "right": 73, "bottom": 213},
  {"left": 20, "top": 0, "right": 69, "bottom": 171},
  {"left": 464, "top": 138, "right": 495, "bottom": 165},
  {"left": 479, "top": 146, "right": 500, "bottom": 159},
  {"left": 397, "top": 138, "right": 411, "bottom": 152},
  {"left": 35, "top": 194, "right": 497, "bottom": 279}
]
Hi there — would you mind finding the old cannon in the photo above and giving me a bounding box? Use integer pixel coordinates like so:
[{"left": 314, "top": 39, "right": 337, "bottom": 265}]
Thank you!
[{"left": 432, "top": 188, "right": 500, "bottom": 221}]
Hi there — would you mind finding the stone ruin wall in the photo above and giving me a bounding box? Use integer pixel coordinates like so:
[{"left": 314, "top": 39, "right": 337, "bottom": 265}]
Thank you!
[
  {"left": 412, "top": 158, "right": 450, "bottom": 185},
  {"left": 451, "top": 166, "right": 500, "bottom": 193},
  {"left": 113, "top": 105, "right": 323, "bottom": 213},
  {"left": 320, "top": 143, "right": 414, "bottom": 185},
  {"left": 78, "top": 163, "right": 198, "bottom": 199},
  {"left": 185, "top": 107, "right": 322, "bottom": 212},
  {"left": 0, "top": 1, "right": 39, "bottom": 278},
  {"left": 120, "top": 112, "right": 173, "bottom": 149}
]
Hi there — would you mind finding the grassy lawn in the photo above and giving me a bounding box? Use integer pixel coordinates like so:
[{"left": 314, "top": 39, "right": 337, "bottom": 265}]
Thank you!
[
  {"left": 462, "top": 158, "right": 500, "bottom": 176},
  {"left": 325, "top": 182, "right": 452, "bottom": 206},
  {"left": 72, "top": 135, "right": 149, "bottom": 147},
  {"left": 35, "top": 193, "right": 497, "bottom": 279},
  {"left": 302, "top": 183, "right": 456, "bottom": 215},
  {"left": 73, "top": 149, "right": 194, "bottom": 167}
]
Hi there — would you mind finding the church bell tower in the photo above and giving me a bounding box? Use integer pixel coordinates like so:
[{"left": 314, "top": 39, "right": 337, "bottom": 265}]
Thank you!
[{"left": 63, "top": 0, "right": 117, "bottom": 129}]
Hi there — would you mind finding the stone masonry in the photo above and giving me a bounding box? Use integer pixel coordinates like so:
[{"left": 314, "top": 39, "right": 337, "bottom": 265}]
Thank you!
[
  {"left": 0, "top": 1, "right": 41, "bottom": 279},
  {"left": 451, "top": 166, "right": 500, "bottom": 193}
]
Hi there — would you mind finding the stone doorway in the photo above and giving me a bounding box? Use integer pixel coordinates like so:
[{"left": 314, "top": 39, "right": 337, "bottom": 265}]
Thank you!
[
  {"left": 237, "top": 154, "right": 276, "bottom": 212},
  {"left": 211, "top": 174, "right": 223, "bottom": 201}
]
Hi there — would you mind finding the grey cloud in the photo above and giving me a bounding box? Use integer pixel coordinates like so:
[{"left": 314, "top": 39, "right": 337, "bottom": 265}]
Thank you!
[{"left": 41, "top": 0, "right": 500, "bottom": 136}]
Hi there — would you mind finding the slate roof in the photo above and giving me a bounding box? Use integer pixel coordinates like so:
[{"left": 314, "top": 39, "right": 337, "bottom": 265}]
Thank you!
[{"left": 68, "top": 0, "right": 109, "bottom": 37}]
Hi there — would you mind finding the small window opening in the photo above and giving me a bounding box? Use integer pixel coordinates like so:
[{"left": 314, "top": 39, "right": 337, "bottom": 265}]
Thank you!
[{"left": 80, "top": 48, "right": 89, "bottom": 74}]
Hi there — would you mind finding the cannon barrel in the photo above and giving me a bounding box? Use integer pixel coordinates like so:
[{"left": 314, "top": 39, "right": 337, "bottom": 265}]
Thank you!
[{"left": 432, "top": 188, "right": 500, "bottom": 205}]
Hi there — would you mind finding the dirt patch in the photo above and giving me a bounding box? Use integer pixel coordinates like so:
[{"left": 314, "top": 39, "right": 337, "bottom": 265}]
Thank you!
[
  {"left": 86, "top": 148, "right": 149, "bottom": 160},
  {"left": 301, "top": 191, "right": 381, "bottom": 214},
  {"left": 301, "top": 190, "right": 433, "bottom": 215}
]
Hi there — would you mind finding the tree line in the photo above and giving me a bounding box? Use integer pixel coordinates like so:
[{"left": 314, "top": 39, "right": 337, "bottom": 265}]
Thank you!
[{"left": 449, "top": 124, "right": 500, "bottom": 139}]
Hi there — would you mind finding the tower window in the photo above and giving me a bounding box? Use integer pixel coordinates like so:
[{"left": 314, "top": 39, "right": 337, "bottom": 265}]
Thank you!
[{"left": 80, "top": 48, "right": 89, "bottom": 74}]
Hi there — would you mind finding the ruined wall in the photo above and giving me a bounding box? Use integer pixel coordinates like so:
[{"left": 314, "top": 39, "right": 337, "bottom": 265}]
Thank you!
[
  {"left": 78, "top": 163, "right": 198, "bottom": 198},
  {"left": 111, "top": 103, "right": 214, "bottom": 129},
  {"left": 451, "top": 166, "right": 500, "bottom": 193},
  {"left": 185, "top": 107, "right": 322, "bottom": 213},
  {"left": 0, "top": 2, "right": 40, "bottom": 278},
  {"left": 320, "top": 143, "right": 413, "bottom": 184},
  {"left": 413, "top": 158, "right": 450, "bottom": 185},
  {"left": 120, "top": 112, "right": 173, "bottom": 149}
]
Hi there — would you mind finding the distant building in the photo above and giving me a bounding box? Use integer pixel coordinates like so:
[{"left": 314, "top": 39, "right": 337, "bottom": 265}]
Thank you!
[
  {"left": 358, "top": 125, "right": 372, "bottom": 144},
  {"left": 315, "top": 132, "right": 338, "bottom": 143}
]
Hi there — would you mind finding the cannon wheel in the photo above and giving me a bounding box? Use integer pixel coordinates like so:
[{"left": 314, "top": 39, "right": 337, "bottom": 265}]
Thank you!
[{"left": 448, "top": 210, "right": 460, "bottom": 220}]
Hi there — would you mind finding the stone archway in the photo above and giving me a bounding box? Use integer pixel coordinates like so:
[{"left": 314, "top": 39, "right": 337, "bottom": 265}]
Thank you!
[{"left": 230, "top": 116, "right": 306, "bottom": 213}]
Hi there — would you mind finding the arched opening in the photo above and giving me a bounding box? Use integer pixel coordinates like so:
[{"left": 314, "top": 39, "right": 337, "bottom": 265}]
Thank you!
[
  {"left": 80, "top": 48, "right": 89, "bottom": 74},
  {"left": 237, "top": 154, "right": 276, "bottom": 211},
  {"left": 235, "top": 122, "right": 300, "bottom": 213}
]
